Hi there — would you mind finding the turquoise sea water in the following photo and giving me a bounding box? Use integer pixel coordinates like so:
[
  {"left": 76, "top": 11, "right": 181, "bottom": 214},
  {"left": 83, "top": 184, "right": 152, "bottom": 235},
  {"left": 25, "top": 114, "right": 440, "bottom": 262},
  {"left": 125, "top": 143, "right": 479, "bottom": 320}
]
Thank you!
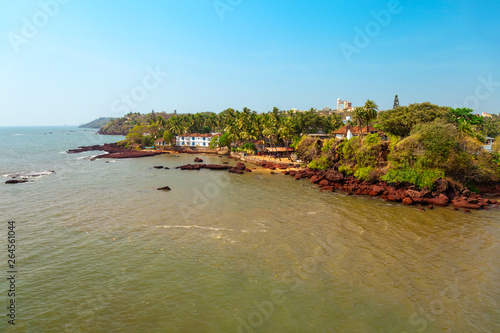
[{"left": 1, "top": 127, "right": 499, "bottom": 332}]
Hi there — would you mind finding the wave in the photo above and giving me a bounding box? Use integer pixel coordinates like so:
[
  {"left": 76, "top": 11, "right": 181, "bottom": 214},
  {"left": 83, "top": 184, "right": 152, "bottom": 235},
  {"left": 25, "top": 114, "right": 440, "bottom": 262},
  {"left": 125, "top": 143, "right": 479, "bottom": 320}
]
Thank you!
[
  {"left": 3, "top": 170, "right": 55, "bottom": 179},
  {"left": 77, "top": 155, "right": 99, "bottom": 160},
  {"left": 156, "top": 225, "right": 234, "bottom": 231},
  {"left": 12, "top": 134, "right": 22, "bottom": 136},
  {"left": 155, "top": 225, "right": 267, "bottom": 233}
]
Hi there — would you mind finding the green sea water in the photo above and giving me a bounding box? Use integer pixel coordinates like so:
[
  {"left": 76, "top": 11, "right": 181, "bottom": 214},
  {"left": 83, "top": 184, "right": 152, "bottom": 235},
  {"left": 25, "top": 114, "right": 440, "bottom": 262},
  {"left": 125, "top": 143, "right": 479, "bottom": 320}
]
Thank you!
[{"left": 1, "top": 127, "right": 499, "bottom": 332}]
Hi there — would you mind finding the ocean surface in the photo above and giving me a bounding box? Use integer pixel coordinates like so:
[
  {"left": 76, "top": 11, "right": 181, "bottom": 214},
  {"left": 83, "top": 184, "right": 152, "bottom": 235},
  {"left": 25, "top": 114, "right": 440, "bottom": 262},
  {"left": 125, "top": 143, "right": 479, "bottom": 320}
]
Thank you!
[{"left": 1, "top": 126, "right": 499, "bottom": 333}]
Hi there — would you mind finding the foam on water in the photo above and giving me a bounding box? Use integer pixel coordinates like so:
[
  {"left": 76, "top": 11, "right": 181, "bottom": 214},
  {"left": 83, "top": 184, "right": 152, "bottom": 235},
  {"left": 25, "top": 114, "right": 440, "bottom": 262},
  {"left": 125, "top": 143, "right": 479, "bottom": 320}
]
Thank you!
[{"left": 3, "top": 170, "right": 55, "bottom": 178}]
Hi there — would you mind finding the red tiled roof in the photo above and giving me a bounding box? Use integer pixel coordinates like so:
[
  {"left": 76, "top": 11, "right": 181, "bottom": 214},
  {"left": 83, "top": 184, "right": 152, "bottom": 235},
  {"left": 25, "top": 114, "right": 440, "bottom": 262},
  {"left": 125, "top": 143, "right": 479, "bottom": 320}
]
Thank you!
[{"left": 332, "top": 125, "right": 382, "bottom": 135}]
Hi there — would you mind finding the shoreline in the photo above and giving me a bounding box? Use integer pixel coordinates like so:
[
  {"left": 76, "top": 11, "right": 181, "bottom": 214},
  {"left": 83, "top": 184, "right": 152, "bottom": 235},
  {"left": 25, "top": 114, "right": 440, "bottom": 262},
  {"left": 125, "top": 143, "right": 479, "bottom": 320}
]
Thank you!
[
  {"left": 224, "top": 153, "right": 500, "bottom": 211},
  {"left": 67, "top": 143, "right": 500, "bottom": 211}
]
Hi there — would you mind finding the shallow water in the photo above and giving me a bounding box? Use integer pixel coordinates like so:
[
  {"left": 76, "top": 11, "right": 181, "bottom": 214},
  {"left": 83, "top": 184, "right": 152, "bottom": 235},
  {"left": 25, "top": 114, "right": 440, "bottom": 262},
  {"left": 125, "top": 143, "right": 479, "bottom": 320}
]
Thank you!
[{"left": 1, "top": 127, "right": 499, "bottom": 332}]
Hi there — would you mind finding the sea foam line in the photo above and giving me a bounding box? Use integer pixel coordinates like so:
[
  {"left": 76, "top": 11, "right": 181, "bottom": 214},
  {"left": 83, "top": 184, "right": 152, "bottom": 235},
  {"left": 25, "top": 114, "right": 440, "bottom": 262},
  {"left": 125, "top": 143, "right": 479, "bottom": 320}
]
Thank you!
[
  {"left": 156, "top": 225, "right": 234, "bottom": 231},
  {"left": 3, "top": 170, "right": 55, "bottom": 178}
]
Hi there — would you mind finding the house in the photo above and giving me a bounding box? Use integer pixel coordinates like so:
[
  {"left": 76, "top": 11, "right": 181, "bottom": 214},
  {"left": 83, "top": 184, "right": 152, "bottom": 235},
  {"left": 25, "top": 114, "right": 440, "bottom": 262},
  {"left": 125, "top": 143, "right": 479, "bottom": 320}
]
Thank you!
[
  {"left": 483, "top": 137, "right": 495, "bottom": 152},
  {"left": 332, "top": 125, "right": 385, "bottom": 139},
  {"left": 262, "top": 147, "right": 294, "bottom": 158},
  {"left": 175, "top": 133, "right": 221, "bottom": 147},
  {"left": 308, "top": 133, "right": 334, "bottom": 140},
  {"left": 342, "top": 116, "right": 352, "bottom": 124},
  {"left": 154, "top": 138, "right": 168, "bottom": 147}
]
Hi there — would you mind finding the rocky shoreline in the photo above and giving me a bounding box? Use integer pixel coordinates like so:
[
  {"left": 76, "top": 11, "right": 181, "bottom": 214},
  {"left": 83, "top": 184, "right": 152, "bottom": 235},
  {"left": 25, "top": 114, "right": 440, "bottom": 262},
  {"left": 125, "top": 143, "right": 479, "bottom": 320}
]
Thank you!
[
  {"left": 254, "top": 162, "right": 500, "bottom": 211},
  {"left": 67, "top": 143, "right": 166, "bottom": 160},
  {"left": 65, "top": 144, "right": 499, "bottom": 211}
]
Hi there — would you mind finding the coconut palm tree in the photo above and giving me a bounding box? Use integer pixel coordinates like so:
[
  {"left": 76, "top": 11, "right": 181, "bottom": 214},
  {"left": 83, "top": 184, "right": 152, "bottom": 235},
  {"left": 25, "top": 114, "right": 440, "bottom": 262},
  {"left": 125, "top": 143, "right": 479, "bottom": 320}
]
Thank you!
[
  {"left": 364, "top": 100, "right": 378, "bottom": 134},
  {"left": 352, "top": 107, "right": 366, "bottom": 134}
]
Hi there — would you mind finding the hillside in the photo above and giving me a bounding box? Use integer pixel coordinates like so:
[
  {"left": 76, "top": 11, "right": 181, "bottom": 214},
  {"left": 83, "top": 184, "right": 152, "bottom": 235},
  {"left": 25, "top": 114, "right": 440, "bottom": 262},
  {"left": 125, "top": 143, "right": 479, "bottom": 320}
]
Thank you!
[
  {"left": 98, "top": 111, "right": 176, "bottom": 135},
  {"left": 79, "top": 117, "right": 114, "bottom": 129}
]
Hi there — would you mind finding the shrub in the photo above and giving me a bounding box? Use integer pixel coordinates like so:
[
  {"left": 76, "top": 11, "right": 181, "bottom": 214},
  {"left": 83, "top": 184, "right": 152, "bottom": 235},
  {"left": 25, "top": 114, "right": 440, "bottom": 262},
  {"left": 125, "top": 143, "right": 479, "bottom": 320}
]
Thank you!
[
  {"left": 354, "top": 166, "right": 375, "bottom": 182},
  {"left": 235, "top": 142, "right": 257, "bottom": 154},
  {"left": 296, "top": 136, "right": 321, "bottom": 163},
  {"left": 387, "top": 120, "right": 499, "bottom": 185},
  {"left": 308, "top": 156, "right": 332, "bottom": 170},
  {"left": 336, "top": 134, "right": 386, "bottom": 177},
  {"left": 338, "top": 164, "right": 353, "bottom": 175},
  {"left": 321, "top": 138, "right": 336, "bottom": 152},
  {"left": 381, "top": 168, "right": 445, "bottom": 190}
]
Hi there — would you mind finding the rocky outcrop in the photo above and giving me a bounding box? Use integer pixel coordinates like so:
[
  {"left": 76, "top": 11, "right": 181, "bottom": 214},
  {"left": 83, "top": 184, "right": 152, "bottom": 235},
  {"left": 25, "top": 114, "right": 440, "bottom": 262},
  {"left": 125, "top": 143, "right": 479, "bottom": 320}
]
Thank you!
[
  {"left": 5, "top": 179, "right": 29, "bottom": 184},
  {"left": 176, "top": 163, "right": 248, "bottom": 174},
  {"left": 4, "top": 170, "right": 55, "bottom": 184},
  {"left": 157, "top": 186, "right": 171, "bottom": 191},
  {"left": 67, "top": 143, "right": 166, "bottom": 160},
  {"left": 205, "top": 164, "right": 230, "bottom": 170},
  {"left": 281, "top": 167, "right": 498, "bottom": 210}
]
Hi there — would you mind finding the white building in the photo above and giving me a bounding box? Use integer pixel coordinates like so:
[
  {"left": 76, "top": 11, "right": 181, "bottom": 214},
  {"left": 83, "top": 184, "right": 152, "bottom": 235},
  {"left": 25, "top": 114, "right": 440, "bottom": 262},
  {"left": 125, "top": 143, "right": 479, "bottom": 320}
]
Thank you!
[
  {"left": 483, "top": 137, "right": 495, "bottom": 152},
  {"left": 176, "top": 133, "right": 221, "bottom": 147},
  {"left": 337, "top": 98, "right": 353, "bottom": 112}
]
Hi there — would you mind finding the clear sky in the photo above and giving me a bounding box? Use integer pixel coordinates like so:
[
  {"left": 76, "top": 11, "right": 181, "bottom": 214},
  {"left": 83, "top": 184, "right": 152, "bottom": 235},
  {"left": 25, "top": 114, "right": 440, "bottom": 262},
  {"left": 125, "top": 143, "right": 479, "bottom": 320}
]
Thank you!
[{"left": 1, "top": 0, "right": 499, "bottom": 126}]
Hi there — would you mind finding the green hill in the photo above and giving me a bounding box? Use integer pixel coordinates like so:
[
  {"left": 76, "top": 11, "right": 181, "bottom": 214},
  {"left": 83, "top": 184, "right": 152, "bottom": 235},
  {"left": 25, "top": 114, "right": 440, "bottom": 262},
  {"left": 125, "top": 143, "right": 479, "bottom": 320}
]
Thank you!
[
  {"left": 98, "top": 111, "right": 177, "bottom": 135},
  {"left": 79, "top": 117, "right": 114, "bottom": 129}
]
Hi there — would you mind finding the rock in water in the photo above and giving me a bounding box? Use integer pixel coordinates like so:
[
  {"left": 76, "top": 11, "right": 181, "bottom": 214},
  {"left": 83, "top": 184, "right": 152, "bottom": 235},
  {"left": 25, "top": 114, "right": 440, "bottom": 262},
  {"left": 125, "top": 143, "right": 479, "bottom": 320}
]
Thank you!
[
  {"left": 157, "top": 186, "right": 171, "bottom": 191},
  {"left": 154, "top": 166, "right": 164, "bottom": 169},
  {"left": 194, "top": 157, "right": 204, "bottom": 162},
  {"left": 5, "top": 179, "right": 29, "bottom": 184}
]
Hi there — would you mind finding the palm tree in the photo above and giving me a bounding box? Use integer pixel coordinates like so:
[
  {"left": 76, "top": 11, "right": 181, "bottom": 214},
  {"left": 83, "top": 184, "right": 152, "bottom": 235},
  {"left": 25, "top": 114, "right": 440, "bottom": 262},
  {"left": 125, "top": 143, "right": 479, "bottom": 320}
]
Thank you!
[
  {"left": 262, "top": 113, "right": 278, "bottom": 149},
  {"left": 352, "top": 107, "right": 366, "bottom": 134},
  {"left": 168, "top": 116, "right": 184, "bottom": 136},
  {"left": 278, "top": 117, "right": 294, "bottom": 158},
  {"left": 364, "top": 100, "right": 378, "bottom": 134}
]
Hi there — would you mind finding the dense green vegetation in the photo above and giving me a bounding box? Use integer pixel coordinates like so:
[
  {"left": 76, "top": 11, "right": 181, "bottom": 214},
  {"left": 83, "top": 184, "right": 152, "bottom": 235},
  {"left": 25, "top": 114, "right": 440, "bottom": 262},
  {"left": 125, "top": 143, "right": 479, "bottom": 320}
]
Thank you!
[
  {"left": 298, "top": 103, "right": 500, "bottom": 190},
  {"left": 479, "top": 114, "right": 500, "bottom": 138},
  {"left": 96, "top": 101, "right": 499, "bottom": 190},
  {"left": 79, "top": 117, "right": 114, "bottom": 129},
  {"left": 99, "top": 111, "right": 176, "bottom": 135},
  {"left": 106, "top": 107, "right": 344, "bottom": 150}
]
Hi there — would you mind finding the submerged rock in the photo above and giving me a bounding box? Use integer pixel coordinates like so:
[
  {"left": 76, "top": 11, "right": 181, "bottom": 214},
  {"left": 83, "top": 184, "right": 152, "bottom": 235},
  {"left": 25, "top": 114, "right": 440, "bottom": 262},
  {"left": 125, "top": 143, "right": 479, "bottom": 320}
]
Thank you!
[
  {"left": 205, "top": 164, "right": 230, "bottom": 170},
  {"left": 5, "top": 179, "right": 29, "bottom": 184},
  {"left": 157, "top": 186, "right": 171, "bottom": 191}
]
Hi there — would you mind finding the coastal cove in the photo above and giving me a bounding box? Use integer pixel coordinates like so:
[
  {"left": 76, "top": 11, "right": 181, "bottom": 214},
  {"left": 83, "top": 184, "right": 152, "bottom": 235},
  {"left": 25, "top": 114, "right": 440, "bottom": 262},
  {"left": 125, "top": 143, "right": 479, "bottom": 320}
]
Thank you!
[{"left": 1, "top": 127, "right": 500, "bottom": 332}]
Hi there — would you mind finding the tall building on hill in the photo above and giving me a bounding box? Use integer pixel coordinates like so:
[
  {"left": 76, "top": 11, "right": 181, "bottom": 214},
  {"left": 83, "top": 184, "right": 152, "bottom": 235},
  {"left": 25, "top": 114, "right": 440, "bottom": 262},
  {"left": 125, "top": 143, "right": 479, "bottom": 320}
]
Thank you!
[{"left": 337, "top": 98, "right": 353, "bottom": 112}]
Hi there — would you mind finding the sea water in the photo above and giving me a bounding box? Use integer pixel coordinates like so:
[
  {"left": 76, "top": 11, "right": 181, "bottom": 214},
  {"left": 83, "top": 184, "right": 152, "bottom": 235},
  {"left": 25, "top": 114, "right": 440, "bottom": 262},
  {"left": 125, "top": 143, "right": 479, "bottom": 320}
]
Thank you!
[{"left": 0, "top": 127, "right": 499, "bottom": 332}]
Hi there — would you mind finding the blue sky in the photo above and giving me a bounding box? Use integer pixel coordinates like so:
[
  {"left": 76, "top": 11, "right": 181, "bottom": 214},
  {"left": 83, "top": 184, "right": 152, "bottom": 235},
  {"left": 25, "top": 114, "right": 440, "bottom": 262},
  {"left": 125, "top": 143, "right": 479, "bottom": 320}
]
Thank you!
[{"left": 1, "top": 0, "right": 499, "bottom": 126}]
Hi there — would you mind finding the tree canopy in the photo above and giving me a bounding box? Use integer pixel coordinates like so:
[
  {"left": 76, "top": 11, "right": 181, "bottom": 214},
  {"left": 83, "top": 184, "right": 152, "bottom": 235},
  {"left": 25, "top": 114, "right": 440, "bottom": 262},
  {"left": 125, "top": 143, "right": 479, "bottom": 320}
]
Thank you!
[{"left": 377, "top": 102, "right": 451, "bottom": 137}]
